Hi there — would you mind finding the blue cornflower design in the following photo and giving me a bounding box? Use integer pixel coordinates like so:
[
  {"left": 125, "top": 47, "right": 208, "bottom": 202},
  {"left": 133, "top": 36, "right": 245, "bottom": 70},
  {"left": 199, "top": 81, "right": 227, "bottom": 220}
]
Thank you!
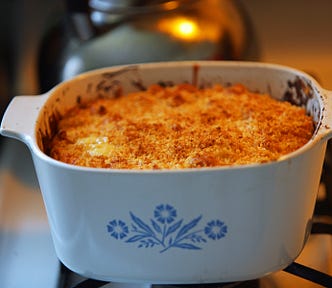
[
  {"left": 107, "top": 219, "right": 129, "bottom": 239},
  {"left": 204, "top": 220, "right": 228, "bottom": 240},
  {"left": 154, "top": 204, "right": 177, "bottom": 224},
  {"left": 106, "top": 204, "right": 228, "bottom": 252}
]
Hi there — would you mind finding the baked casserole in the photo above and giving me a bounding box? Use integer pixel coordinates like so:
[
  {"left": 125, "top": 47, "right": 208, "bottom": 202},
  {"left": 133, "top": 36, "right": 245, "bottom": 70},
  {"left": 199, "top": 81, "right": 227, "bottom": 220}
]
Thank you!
[{"left": 48, "top": 83, "right": 314, "bottom": 169}]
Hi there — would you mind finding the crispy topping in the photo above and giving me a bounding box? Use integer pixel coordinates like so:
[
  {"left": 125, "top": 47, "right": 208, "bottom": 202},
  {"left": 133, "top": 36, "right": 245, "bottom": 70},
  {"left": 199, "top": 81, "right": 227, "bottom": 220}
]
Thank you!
[{"left": 48, "top": 83, "right": 314, "bottom": 169}]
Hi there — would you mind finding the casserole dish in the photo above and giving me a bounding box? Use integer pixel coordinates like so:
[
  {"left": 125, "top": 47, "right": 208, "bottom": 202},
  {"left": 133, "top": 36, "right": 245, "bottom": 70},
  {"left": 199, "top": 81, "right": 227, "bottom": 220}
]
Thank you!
[{"left": 1, "top": 61, "right": 332, "bottom": 284}]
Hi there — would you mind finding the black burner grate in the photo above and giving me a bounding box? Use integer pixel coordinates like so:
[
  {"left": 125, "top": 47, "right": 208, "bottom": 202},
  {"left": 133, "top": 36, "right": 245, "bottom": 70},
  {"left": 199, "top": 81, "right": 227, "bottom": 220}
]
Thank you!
[{"left": 284, "top": 261, "right": 332, "bottom": 288}]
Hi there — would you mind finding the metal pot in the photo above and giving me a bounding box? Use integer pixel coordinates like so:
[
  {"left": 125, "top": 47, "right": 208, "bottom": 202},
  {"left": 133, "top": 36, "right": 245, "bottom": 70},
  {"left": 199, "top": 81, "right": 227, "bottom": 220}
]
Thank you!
[
  {"left": 1, "top": 61, "right": 331, "bottom": 284},
  {"left": 38, "top": 0, "right": 258, "bottom": 92}
]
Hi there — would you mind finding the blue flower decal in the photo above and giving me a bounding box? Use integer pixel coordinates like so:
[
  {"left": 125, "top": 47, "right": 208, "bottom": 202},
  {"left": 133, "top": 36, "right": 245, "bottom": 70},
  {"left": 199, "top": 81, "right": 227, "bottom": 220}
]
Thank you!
[
  {"left": 107, "top": 219, "right": 129, "bottom": 239},
  {"left": 204, "top": 220, "right": 227, "bottom": 240},
  {"left": 154, "top": 204, "right": 177, "bottom": 224},
  {"left": 106, "top": 204, "right": 227, "bottom": 253}
]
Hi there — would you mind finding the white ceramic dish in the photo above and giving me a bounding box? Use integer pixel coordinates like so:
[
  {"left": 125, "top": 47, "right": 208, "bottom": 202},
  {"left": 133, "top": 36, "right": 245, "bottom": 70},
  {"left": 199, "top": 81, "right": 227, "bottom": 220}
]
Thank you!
[{"left": 1, "top": 61, "right": 332, "bottom": 284}]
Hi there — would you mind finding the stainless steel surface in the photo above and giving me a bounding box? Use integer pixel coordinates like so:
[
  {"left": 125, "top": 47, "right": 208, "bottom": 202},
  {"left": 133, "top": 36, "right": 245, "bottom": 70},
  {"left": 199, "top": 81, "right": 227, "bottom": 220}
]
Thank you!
[
  {"left": 38, "top": 0, "right": 256, "bottom": 92},
  {"left": 0, "top": 139, "right": 59, "bottom": 288}
]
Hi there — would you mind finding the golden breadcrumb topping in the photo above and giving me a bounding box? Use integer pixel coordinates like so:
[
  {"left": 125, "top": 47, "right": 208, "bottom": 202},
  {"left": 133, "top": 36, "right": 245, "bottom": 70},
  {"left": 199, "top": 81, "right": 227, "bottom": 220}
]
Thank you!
[{"left": 48, "top": 83, "right": 314, "bottom": 169}]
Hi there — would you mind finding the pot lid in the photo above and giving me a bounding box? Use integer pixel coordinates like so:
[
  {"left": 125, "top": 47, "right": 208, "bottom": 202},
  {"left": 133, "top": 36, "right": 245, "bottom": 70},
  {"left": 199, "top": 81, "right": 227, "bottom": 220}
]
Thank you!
[{"left": 89, "top": 0, "right": 186, "bottom": 14}]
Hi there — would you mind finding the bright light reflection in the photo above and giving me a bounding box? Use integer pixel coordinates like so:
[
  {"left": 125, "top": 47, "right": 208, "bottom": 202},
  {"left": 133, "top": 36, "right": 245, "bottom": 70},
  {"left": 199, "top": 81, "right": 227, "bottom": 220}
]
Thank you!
[
  {"left": 178, "top": 21, "right": 197, "bottom": 37},
  {"left": 62, "top": 56, "right": 84, "bottom": 80},
  {"left": 158, "top": 17, "right": 200, "bottom": 41}
]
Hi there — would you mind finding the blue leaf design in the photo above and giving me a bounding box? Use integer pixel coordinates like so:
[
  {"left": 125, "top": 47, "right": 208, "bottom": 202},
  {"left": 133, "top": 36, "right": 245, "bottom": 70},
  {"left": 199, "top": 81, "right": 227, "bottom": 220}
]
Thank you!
[
  {"left": 138, "top": 239, "right": 159, "bottom": 248},
  {"left": 175, "top": 215, "right": 202, "bottom": 239},
  {"left": 126, "top": 234, "right": 148, "bottom": 243},
  {"left": 151, "top": 219, "right": 162, "bottom": 234},
  {"left": 107, "top": 205, "right": 227, "bottom": 253},
  {"left": 130, "top": 212, "right": 154, "bottom": 235},
  {"left": 190, "top": 234, "right": 206, "bottom": 243},
  {"left": 174, "top": 243, "right": 201, "bottom": 250},
  {"left": 165, "top": 219, "right": 183, "bottom": 237}
]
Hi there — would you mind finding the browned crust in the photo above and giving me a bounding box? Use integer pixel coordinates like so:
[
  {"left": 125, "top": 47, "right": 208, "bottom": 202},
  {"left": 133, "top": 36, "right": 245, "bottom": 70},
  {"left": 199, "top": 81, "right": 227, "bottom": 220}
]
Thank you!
[{"left": 48, "top": 83, "right": 314, "bottom": 169}]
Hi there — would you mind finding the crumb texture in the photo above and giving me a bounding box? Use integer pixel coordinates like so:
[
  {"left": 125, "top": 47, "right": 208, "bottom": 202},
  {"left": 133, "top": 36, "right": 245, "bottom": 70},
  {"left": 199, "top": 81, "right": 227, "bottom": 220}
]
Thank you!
[{"left": 48, "top": 83, "right": 314, "bottom": 169}]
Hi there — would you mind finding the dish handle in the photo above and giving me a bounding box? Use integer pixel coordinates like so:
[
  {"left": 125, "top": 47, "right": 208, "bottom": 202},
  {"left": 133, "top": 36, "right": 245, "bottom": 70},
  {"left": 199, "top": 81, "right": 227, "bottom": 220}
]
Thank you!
[{"left": 0, "top": 94, "right": 48, "bottom": 145}]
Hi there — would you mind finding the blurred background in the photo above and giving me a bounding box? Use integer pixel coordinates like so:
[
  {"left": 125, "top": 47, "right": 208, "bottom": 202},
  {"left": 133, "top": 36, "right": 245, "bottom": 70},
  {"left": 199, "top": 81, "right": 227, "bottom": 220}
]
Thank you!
[{"left": 0, "top": 0, "right": 331, "bottom": 115}]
